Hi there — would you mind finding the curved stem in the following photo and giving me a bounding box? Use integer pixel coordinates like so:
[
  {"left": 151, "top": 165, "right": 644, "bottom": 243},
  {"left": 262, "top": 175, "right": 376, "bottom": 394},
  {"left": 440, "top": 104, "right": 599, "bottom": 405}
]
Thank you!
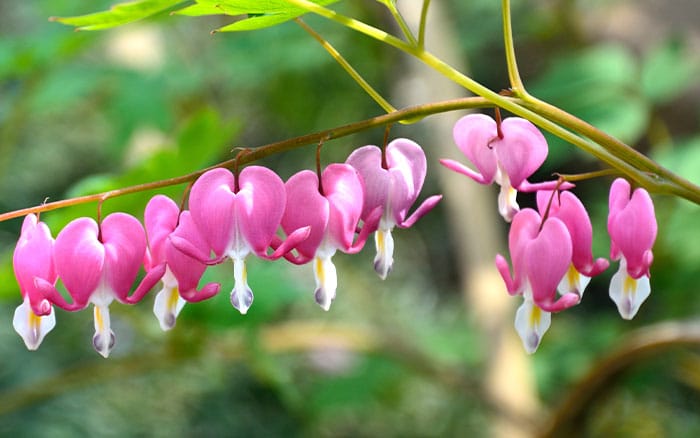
[
  {"left": 0, "top": 97, "right": 494, "bottom": 222},
  {"left": 295, "top": 18, "right": 396, "bottom": 113},
  {"left": 418, "top": 0, "right": 431, "bottom": 50},
  {"left": 502, "top": 0, "right": 525, "bottom": 93},
  {"left": 539, "top": 320, "right": 700, "bottom": 437},
  {"left": 383, "top": 0, "right": 417, "bottom": 46}
]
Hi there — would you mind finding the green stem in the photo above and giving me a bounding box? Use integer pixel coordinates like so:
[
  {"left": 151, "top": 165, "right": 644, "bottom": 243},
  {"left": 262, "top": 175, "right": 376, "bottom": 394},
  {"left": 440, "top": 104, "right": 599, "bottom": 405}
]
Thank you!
[
  {"left": 384, "top": 0, "right": 418, "bottom": 46},
  {"left": 295, "top": 18, "right": 396, "bottom": 113},
  {"left": 418, "top": 0, "right": 431, "bottom": 49},
  {"left": 502, "top": 0, "right": 525, "bottom": 93},
  {"left": 0, "top": 97, "right": 494, "bottom": 222}
]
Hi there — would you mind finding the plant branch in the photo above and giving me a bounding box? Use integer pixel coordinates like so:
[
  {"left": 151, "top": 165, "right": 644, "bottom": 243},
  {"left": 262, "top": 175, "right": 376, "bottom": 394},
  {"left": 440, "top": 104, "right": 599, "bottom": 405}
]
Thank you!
[
  {"left": 0, "top": 97, "right": 494, "bottom": 223},
  {"left": 539, "top": 320, "right": 700, "bottom": 437},
  {"left": 383, "top": 0, "right": 418, "bottom": 46},
  {"left": 295, "top": 18, "right": 396, "bottom": 113}
]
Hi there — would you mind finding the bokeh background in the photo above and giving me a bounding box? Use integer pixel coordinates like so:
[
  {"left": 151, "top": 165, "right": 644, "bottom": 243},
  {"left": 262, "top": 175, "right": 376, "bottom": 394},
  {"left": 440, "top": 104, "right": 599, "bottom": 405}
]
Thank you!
[{"left": 1, "top": 1, "right": 700, "bottom": 436}]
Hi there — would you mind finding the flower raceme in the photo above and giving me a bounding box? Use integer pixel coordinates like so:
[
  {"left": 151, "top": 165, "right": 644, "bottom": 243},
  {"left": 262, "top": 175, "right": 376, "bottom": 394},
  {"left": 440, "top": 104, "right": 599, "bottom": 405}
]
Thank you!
[
  {"left": 346, "top": 139, "right": 442, "bottom": 279},
  {"left": 440, "top": 114, "right": 563, "bottom": 222},
  {"left": 607, "top": 178, "right": 657, "bottom": 319}
]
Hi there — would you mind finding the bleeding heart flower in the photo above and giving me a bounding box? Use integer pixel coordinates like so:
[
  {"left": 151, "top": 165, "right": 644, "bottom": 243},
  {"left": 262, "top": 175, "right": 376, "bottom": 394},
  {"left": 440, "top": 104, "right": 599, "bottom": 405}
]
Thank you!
[
  {"left": 181, "top": 167, "right": 309, "bottom": 315},
  {"left": 536, "top": 190, "right": 609, "bottom": 298},
  {"left": 144, "top": 195, "right": 220, "bottom": 331},
  {"left": 440, "top": 114, "right": 563, "bottom": 221},
  {"left": 12, "top": 214, "right": 59, "bottom": 350},
  {"left": 46, "top": 213, "right": 164, "bottom": 358},
  {"left": 281, "top": 163, "right": 380, "bottom": 310},
  {"left": 607, "top": 178, "right": 657, "bottom": 319},
  {"left": 496, "top": 208, "right": 576, "bottom": 353},
  {"left": 346, "top": 138, "right": 442, "bottom": 279}
]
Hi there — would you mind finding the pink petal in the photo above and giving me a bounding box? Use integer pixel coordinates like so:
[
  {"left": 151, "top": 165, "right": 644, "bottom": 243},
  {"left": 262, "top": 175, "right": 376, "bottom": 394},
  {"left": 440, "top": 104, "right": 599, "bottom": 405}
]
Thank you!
[
  {"left": 100, "top": 213, "right": 147, "bottom": 303},
  {"left": 386, "top": 138, "right": 428, "bottom": 218},
  {"left": 237, "top": 166, "right": 287, "bottom": 256},
  {"left": 439, "top": 158, "right": 492, "bottom": 184},
  {"left": 525, "top": 217, "right": 576, "bottom": 312},
  {"left": 345, "top": 145, "right": 390, "bottom": 223},
  {"left": 494, "top": 117, "right": 548, "bottom": 188},
  {"left": 189, "top": 168, "right": 237, "bottom": 257},
  {"left": 54, "top": 217, "right": 104, "bottom": 308},
  {"left": 323, "top": 163, "right": 364, "bottom": 252},
  {"left": 452, "top": 114, "right": 498, "bottom": 184},
  {"left": 144, "top": 194, "right": 180, "bottom": 269},
  {"left": 13, "top": 214, "right": 56, "bottom": 316},
  {"left": 281, "top": 170, "right": 329, "bottom": 260}
]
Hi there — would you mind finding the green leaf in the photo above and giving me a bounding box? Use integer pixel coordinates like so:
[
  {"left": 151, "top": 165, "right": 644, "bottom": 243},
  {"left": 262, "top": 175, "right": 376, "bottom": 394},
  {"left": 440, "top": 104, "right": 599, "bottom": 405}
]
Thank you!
[
  {"left": 641, "top": 38, "right": 700, "bottom": 104},
  {"left": 215, "top": 13, "right": 299, "bottom": 32},
  {"left": 50, "top": 0, "right": 187, "bottom": 31}
]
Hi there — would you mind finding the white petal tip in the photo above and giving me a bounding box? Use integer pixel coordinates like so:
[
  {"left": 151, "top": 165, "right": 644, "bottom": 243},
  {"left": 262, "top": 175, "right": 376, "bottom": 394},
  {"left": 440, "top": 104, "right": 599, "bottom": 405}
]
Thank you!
[
  {"left": 231, "top": 288, "right": 254, "bottom": 315},
  {"left": 153, "top": 287, "right": 186, "bottom": 331},
  {"left": 609, "top": 267, "right": 650, "bottom": 321},
  {"left": 13, "top": 300, "right": 55, "bottom": 351},
  {"left": 92, "top": 330, "right": 116, "bottom": 358},
  {"left": 314, "top": 288, "right": 333, "bottom": 311}
]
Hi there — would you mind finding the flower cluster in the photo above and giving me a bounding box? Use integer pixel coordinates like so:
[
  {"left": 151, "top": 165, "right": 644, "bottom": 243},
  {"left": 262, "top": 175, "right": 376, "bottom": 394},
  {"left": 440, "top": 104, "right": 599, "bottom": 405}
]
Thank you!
[
  {"left": 443, "top": 113, "right": 657, "bottom": 353},
  {"left": 12, "top": 139, "right": 441, "bottom": 357}
]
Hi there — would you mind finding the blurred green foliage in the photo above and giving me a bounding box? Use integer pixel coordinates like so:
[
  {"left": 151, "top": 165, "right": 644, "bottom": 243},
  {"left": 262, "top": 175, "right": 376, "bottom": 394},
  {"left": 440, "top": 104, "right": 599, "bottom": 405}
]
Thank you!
[{"left": 1, "top": 1, "right": 700, "bottom": 437}]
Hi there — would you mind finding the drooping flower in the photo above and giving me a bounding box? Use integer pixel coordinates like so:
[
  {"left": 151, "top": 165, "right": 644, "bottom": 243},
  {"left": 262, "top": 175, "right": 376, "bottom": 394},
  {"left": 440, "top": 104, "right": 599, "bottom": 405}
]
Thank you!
[
  {"left": 495, "top": 208, "right": 577, "bottom": 353},
  {"left": 536, "top": 190, "right": 609, "bottom": 297},
  {"left": 345, "top": 138, "right": 442, "bottom": 279},
  {"left": 440, "top": 113, "right": 563, "bottom": 221},
  {"left": 281, "top": 163, "right": 380, "bottom": 310},
  {"left": 607, "top": 178, "right": 657, "bottom": 319},
  {"left": 144, "top": 195, "right": 220, "bottom": 331},
  {"left": 12, "top": 214, "right": 59, "bottom": 350},
  {"left": 49, "top": 213, "right": 165, "bottom": 358},
  {"left": 181, "top": 167, "right": 309, "bottom": 315}
]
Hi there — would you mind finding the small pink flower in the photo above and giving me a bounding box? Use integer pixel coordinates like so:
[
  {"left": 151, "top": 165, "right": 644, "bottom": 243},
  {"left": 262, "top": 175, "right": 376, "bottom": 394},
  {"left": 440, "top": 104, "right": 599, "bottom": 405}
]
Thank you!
[
  {"left": 346, "top": 138, "right": 442, "bottom": 279},
  {"left": 12, "top": 214, "right": 59, "bottom": 350},
  {"left": 440, "top": 114, "right": 563, "bottom": 221},
  {"left": 496, "top": 209, "right": 576, "bottom": 353},
  {"left": 182, "top": 167, "right": 309, "bottom": 315},
  {"left": 607, "top": 178, "right": 657, "bottom": 319},
  {"left": 536, "top": 190, "right": 609, "bottom": 297},
  {"left": 48, "top": 213, "right": 164, "bottom": 358},
  {"left": 144, "top": 195, "right": 220, "bottom": 331},
  {"left": 281, "top": 164, "right": 379, "bottom": 310}
]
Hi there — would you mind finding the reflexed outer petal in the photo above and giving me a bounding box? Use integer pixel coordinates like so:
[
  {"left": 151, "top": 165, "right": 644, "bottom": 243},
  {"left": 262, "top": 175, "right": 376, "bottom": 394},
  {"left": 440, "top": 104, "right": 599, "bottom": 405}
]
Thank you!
[
  {"left": 526, "top": 217, "right": 576, "bottom": 312},
  {"left": 14, "top": 214, "right": 56, "bottom": 316},
  {"left": 607, "top": 179, "right": 657, "bottom": 278},
  {"left": 282, "top": 170, "right": 330, "bottom": 260},
  {"left": 189, "top": 168, "right": 238, "bottom": 257},
  {"left": 609, "top": 259, "right": 651, "bottom": 320},
  {"left": 167, "top": 211, "right": 219, "bottom": 302},
  {"left": 345, "top": 145, "right": 390, "bottom": 222},
  {"left": 494, "top": 117, "right": 548, "bottom": 188},
  {"left": 54, "top": 217, "right": 104, "bottom": 308},
  {"left": 144, "top": 194, "right": 179, "bottom": 268},
  {"left": 237, "top": 166, "right": 287, "bottom": 256},
  {"left": 514, "top": 293, "right": 551, "bottom": 354},
  {"left": 101, "top": 213, "right": 147, "bottom": 302},
  {"left": 323, "top": 163, "right": 364, "bottom": 252},
  {"left": 13, "top": 297, "right": 56, "bottom": 350},
  {"left": 452, "top": 114, "right": 498, "bottom": 183}
]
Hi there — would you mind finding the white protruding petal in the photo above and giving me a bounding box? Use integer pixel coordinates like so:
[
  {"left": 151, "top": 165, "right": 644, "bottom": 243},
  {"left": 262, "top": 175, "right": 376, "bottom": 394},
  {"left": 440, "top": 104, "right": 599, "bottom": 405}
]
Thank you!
[
  {"left": 609, "top": 260, "right": 650, "bottom": 320},
  {"left": 153, "top": 269, "right": 186, "bottom": 330},
  {"left": 514, "top": 292, "right": 551, "bottom": 354},
  {"left": 557, "top": 263, "right": 592, "bottom": 299},
  {"left": 93, "top": 304, "right": 115, "bottom": 358},
  {"left": 231, "top": 257, "right": 253, "bottom": 315},
  {"left": 13, "top": 297, "right": 56, "bottom": 350},
  {"left": 373, "top": 228, "right": 395, "bottom": 280},
  {"left": 495, "top": 170, "right": 519, "bottom": 222},
  {"left": 313, "top": 255, "right": 337, "bottom": 311}
]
